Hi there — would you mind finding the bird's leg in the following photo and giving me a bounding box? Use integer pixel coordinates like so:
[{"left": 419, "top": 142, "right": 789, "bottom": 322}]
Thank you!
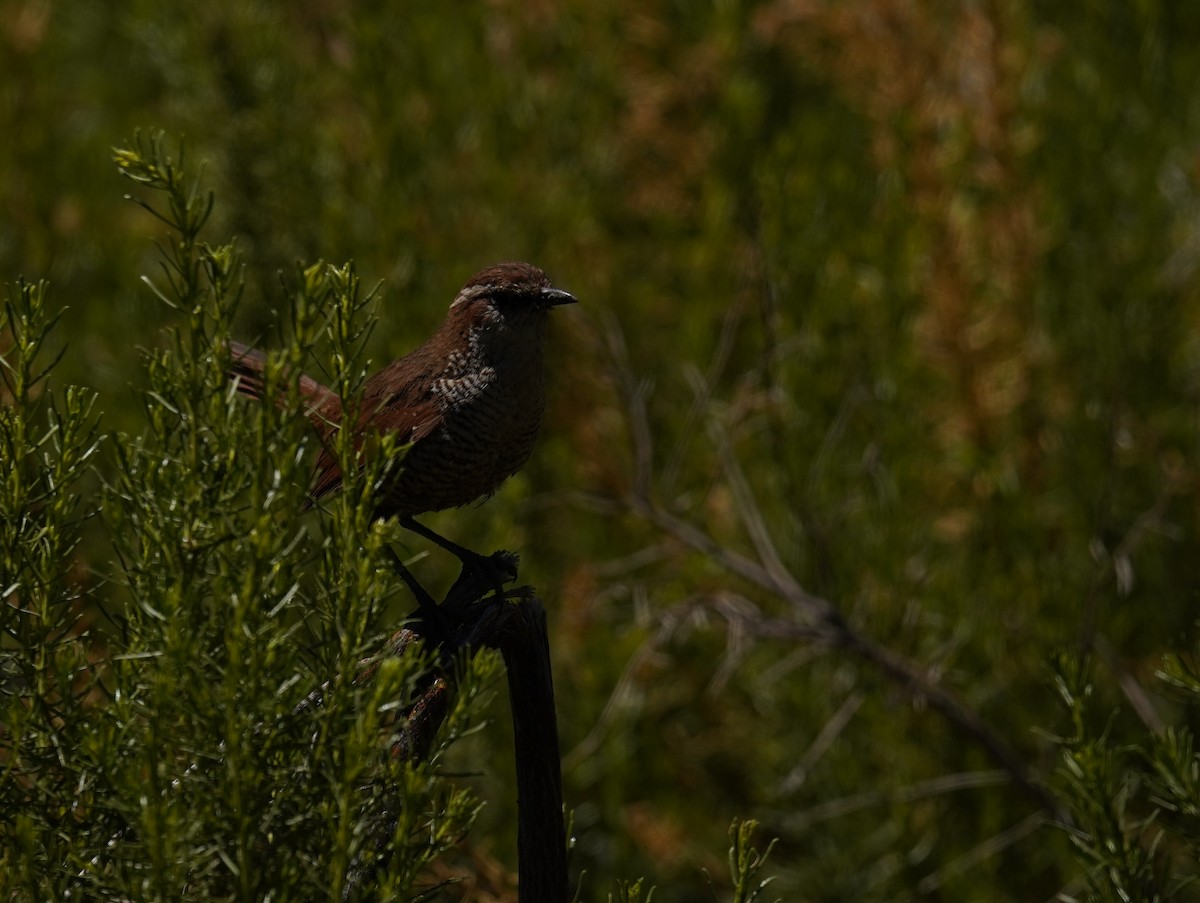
[
  {"left": 385, "top": 545, "right": 453, "bottom": 647},
  {"left": 399, "top": 516, "right": 519, "bottom": 599}
]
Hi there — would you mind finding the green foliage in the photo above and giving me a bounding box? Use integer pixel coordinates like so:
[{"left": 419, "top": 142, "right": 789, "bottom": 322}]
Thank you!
[
  {"left": 1053, "top": 656, "right": 1169, "bottom": 901},
  {"left": 4, "top": 3, "right": 1200, "bottom": 900},
  {"left": 608, "top": 878, "right": 654, "bottom": 903},
  {"left": 0, "top": 129, "right": 783, "bottom": 902},
  {"left": 1050, "top": 650, "right": 1200, "bottom": 902},
  {"left": 601, "top": 821, "right": 777, "bottom": 903},
  {"left": 0, "top": 135, "right": 495, "bottom": 901},
  {"left": 0, "top": 277, "right": 102, "bottom": 902},
  {"left": 726, "top": 820, "right": 778, "bottom": 903},
  {"left": 1050, "top": 634, "right": 1200, "bottom": 902}
]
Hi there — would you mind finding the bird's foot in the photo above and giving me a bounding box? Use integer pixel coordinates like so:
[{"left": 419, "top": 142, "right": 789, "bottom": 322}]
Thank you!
[
  {"left": 448, "top": 549, "right": 520, "bottom": 607},
  {"left": 397, "top": 517, "right": 518, "bottom": 602}
]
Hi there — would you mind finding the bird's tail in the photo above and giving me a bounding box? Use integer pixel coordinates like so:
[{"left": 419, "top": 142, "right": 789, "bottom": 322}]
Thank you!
[
  {"left": 226, "top": 340, "right": 341, "bottom": 441},
  {"left": 228, "top": 340, "right": 269, "bottom": 401}
]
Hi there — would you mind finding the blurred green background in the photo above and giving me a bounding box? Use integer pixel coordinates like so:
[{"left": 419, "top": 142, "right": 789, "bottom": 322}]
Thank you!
[{"left": 5, "top": 1, "right": 1200, "bottom": 898}]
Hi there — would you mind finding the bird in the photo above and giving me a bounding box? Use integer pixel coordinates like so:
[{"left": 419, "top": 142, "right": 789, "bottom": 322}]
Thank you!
[{"left": 227, "top": 261, "right": 577, "bottom": 616}]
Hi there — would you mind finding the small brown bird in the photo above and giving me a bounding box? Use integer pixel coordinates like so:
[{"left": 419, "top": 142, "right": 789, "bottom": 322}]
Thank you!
[{"left": 228, "top": 261, "right": 576, "bottom": 596}]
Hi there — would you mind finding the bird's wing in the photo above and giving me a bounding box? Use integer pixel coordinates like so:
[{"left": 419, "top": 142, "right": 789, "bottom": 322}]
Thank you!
[{"left": 305, "top": 353, "right": 444, "bottom": 505}]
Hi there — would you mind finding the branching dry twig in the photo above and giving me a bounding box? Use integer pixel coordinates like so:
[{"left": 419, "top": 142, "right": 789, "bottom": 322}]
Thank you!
[
  {"left": 778, "top": 690, "right": 865, "bottom": 795},
  {"left": 780, "top": 770, "right": 1011, "bottom": 830},
  {"left": 915, "top": 811, "right": 1045, "bottom": 894},
  {"left": 599, "top": 318, "right": 1067, "bottom": 824}
]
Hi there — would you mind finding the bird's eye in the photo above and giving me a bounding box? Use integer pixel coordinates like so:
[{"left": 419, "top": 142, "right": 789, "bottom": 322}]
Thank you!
[{"left": 494, "top": 287, "right": 527, "bottom": 306}]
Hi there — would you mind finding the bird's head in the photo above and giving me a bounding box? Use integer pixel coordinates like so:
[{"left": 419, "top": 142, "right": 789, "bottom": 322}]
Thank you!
[{"left": 449, "top": 262, "right": 577, "bottom": 331}]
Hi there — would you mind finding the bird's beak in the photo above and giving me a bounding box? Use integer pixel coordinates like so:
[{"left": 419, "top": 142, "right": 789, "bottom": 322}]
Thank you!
[{"left": 540, "top": 287, "right": 578, "bottom": 307}]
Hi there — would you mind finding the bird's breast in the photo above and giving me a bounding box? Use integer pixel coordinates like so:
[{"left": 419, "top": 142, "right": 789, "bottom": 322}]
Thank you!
[
  {"left": 430, "top": 364, "right": 497, "bottom": 404},
  {"left": 380, "top": 346, "right": 545, "bottom": 514}
]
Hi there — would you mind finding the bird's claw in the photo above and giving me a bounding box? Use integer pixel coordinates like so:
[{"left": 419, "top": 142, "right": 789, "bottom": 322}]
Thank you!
[
  {"left": 481, "top": 550, "right": 519, "bottom": 585},
  {"left": 447, "top": 549, "right": 520, "bottom": 605}
]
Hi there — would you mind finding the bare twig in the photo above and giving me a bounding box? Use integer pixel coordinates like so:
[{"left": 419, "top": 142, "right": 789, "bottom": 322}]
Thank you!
[
  {"left": 1081, "top": 443, "right": 1185, "bottom": 647},
  {"left": 1095, "top": 634, "right": 1165, "bottom": 733},
  {"left": 628, "top": 493, "right": 838, "bottom": 626},
  {"left": 710, "top": 417, "right": 795, "bottom": 594},
  {"left": 778, "top": 691, "right": 865, "bottom": 795},
  {"left": 662, "top": 292, "right": 748, "bottom": 495},
  {"left": 600, "top": 312, "right": 654, "bottom": 501},
  {"left": 618, "top": 491, "right": 1063, "bottom": 820},
  {"left": 599, "top": 312, "right": 1066, "bottom": 825},
  {"left": 916, "top": 812, "right": 1045, "bottom": 894},
  {"left": 781, "top": 770, "right": 1011, "bottom": 830},
  {"left": 563, "top": 599, "right": 697, "bottom": 770}
]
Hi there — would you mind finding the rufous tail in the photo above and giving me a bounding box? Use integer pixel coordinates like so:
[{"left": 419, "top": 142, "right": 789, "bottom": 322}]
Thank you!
[
  {"left": 226, "top": 340, "right": 341, "bottom": 441},
  {"left": 228, "top": 340, "right": 269, "bottom": 400}
]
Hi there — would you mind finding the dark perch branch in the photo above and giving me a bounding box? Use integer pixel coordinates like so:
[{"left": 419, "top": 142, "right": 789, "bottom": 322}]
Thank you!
[
  {"left": 497, "top": 594, "right": 568, "bottom": 903},
  {"left": 337, "top": 553, "right": 567, "bottom": 902}
]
